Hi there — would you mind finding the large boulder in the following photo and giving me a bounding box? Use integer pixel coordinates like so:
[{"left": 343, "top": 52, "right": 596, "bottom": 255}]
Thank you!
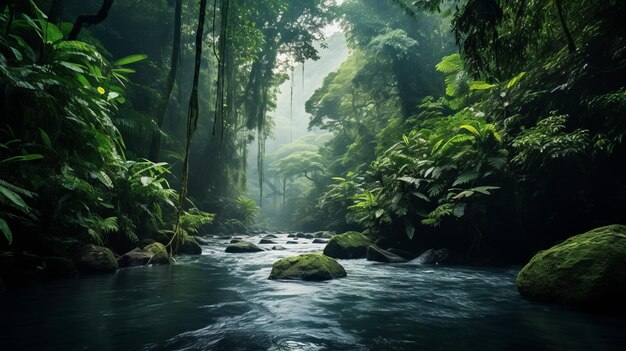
[
  {"left": 118, "top": 243, "right": 170, "bottom": 268},
  {"left": 118, "top": 248, "right": 152, "bottom": 267},
  {"left": 144, "top": 242, "right": 170, "bottom": 264},
  {"left": 516, "top": 225, "right": 626, "bottom": 311},
  {"left": 269, "top": 253, "right": 347, "bottom": 281},
  {"left": 177, "top": 236, "right": 202, "bottom": 255},
  {"left": 412, "top": 248, "right": 463, "bottom": 265},
  {"left": 367, "top": 245, "right": 407, "bottom": 263},
  {"left": 323, "top": 231, "right": 372, "bottom": 259},
  {"left": 225, "top": 241, "right": 264, "bottom": 253},
  {"left": 78, "top": 245, "right": 118, "bottom": 273}
]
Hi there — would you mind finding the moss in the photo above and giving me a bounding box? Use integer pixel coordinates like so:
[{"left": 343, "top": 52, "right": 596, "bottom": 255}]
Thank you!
[
  {"left": 323, "top": 231, "right": 372, "bottom": 259},
  {"left": 225, "top": 241, "right": 264, "bottom": 253},
  {"left": 78, "top": 245, "right": 118, "bottom": 273},
  {"left": 269, "top": 253, "right": 347, "bottom": 281},
  {"left": 144, "top": 242, "right": 171, "bottom": 264},
  {"left": 516, "top": 224, "right": 626, "bottom": 311}
]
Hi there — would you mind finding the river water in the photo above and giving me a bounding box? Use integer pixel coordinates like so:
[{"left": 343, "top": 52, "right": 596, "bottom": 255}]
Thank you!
[{"left": 1, "top": 233, "right": 625, "bottom": 350}]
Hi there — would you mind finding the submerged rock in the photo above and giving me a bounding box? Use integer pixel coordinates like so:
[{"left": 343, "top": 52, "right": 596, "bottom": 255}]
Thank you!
[
  {"left": 286, "top": 241, "right": 299, "bottom": 244},
  {"left": 269, "top": 253, "right": 347, "bottom": 281},
  {"left": 259, "top": 239, "right": 277, "bottom": 244},
  {"left": 312, "top": 238, "right": 330, "bottom": 244},
  {"left": 412, "top": 248, "right": 463, "bottom": 265},
  {"left": 263, "top": 234, "right": 278, "bottom": 239},
  {"left": 516, "top": 225, "right": 626, "bottom": 311},
  {"left": 287, "top": 234, "right": 296, "bottom": 238},
  {"left": 230, "top": 239, "right": 242, "bottom": 244},
  {"left": 225, "top": 241, "right": 264, "bottom": 253},
  {"left": 387, "top": 248, "right": 419, "bottom": 260},
  {"left": 78, "top": 245, "right": 118, "bottom": 273},
  {"left": 323, "top": 231, "right": 372, "bottom": 259},
  {"left": 272, "top": 245, "right": 286, "bottom": 251},
  {"left": 367, "top": 246, "right": 407, "bottom": 263}
]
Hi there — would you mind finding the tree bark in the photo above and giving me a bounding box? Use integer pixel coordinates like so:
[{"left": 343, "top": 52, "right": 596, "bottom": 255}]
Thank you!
[
  {"left": 554, "top": 0, "right": 576, "bottom": 53},
  {"left": 67, "top": 0, "right": 113, "bottom": 40},
  {"left": 148, "top": 0, "right": 182, "bottom": 161}
]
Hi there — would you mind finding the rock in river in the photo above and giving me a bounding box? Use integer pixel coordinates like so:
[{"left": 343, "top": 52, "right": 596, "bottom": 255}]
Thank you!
[
  {"left": 263, "top": 234, "right": 278, "bottom": 239},
  {"left": 323, "top": 231, "right": 372, "bottom": 259},
  {"left": 412, "top": 248, "right": 463, "bottom": 265},
  {"left": 78, "top": 245, "right": 118, "bottom": 273},
  {"left": 225, "top": 241, "right": 264, "bottom": 253},
  {"left": 516, "top": 224, "right": 626, "bottom": 311},
  {"left": 272, "top": 245, "right": 286, "bottom": 250},
  {"left": 367, "top": 245, "right": 407, "bottom": 263},
  {"left": 269, "top": 253, "right": 347, "bottom": 281},
  {"left": 312, "top": 238, "right": 330, "bottom": 244},
  {"left": 259, "top": 239, "right": 277, "bottom": 244}
]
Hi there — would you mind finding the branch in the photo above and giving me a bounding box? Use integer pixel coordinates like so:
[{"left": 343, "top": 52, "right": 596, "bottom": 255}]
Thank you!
[{"left": 68, "top": 0, "right": 113, "bottom": 40}]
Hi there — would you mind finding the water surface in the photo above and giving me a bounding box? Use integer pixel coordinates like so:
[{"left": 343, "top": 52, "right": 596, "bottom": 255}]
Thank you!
[{"left": 2, "top": 233, "right": 625, "bottom": 350}]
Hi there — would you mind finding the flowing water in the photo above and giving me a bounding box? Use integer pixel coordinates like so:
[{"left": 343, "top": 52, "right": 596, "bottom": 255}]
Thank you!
[{"left": 1, "top": 233, "right": 625, "bottom": 350}]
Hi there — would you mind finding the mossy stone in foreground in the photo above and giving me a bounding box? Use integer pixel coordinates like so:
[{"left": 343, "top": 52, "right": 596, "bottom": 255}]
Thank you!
[
  {"left": 516, "top": 224, "right": 626, "bottom": 311},
  {"left": 225, "top": 241, "right": 264, "bottom": 253},
  {"left": 78, "top": 245, "right": 118, "bottom": 273},
  {"left": 323, "top": 231, "right": 372, "bottom": 259},
  {"left": 269, "top": 253, "right": 347, "bottom": 281},
  {"left": 144, "top": 242, "right": 171, "bottom": 264}
]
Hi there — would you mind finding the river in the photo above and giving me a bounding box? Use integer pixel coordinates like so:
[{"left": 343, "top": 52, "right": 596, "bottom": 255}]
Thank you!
[{"left": 1, "top": 233, "right": 625, "bottom": 350}]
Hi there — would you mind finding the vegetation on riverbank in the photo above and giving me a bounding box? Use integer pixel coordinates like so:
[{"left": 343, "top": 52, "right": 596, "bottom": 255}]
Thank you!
[{"left": 1, "top": 0, "right": 625, "bottom": 294}]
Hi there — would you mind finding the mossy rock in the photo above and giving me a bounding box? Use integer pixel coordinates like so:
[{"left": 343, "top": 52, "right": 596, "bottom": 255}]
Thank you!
[
  {"left": 78, "top": 245, "right": 118, "bottom": 273},
  {"left": 177, "top": 237, "right": 202, "bottom": 255},
  {"left": 323, "top": 231, "right": 372, "bottom": 259},
  {"left": 225, "top": 241, "right": 264, "bottom": 253},
  {"left": 144, "top": 242, "right": 171, "bottom": 264},
  {"left": 118, "top": 248, "right": 152, "bottom": 267},
  {"left": 269, "top": 253, "right": 347, "bottom": 281},
  {"left": 516, "top": 225, "right": 626, "bottom": 311}
]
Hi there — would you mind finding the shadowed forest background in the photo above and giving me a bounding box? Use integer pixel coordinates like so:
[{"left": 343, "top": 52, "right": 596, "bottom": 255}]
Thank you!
[{"left": 0, "top": 0, "right": 625, "bottom": 276}]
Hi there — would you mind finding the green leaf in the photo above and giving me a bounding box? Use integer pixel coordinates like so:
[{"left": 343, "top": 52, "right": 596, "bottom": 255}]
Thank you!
[
  {"left": 375, "top": 209, "right": 384, "bottom": 218},
  {"left": 506, "top": 72, "right": 526, "bottom": 89},
  {"left": 405, "top": 222, "right": 415, "bottom": 240},
  {"left": 0, "top": 186, "right": 30, "bottom": 211},
  {"left": 76, "top": 73, "right": 91, "bottom": 87},
  {"left": 469, "top": 81, "right": 495, "bottom": 90},
  {"left": 459, "top": 124, "right": 480, "bottom": 137},
  {"left": 113, "top": 54, "right": 148, "bottom": 66},
  {"left": 0, "top": 218, "right": 12, "bottom": 245},
  {"left": 39, "top": 129, "right": 52, "bottom": 148},
  {"left": 0, "top": 154, "right": 44, "bottom": 165}
]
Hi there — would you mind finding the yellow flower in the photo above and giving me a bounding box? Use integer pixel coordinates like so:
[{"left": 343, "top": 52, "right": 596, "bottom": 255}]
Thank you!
[{"left": 97, "top": 87, "right": 106, "bottom": 95}]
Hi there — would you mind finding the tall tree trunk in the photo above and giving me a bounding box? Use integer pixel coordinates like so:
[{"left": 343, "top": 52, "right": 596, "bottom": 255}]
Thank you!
[
  {"left": 178, "top": 0, "right": 208, "bottom": 212},
  {"left": 554, "top": 0, "right": 576, "bottom": 53},
  {"left": 68, "top": 0, "right": 113, "bottom": 40},
  {"left": 148, "top": 0, "right": 182, "bottom": 161}
]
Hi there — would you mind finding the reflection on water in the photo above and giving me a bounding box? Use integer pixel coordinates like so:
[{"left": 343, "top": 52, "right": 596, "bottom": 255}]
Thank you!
[{"left": 1, "top": 233, "right": 625, "bottom": 350}]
